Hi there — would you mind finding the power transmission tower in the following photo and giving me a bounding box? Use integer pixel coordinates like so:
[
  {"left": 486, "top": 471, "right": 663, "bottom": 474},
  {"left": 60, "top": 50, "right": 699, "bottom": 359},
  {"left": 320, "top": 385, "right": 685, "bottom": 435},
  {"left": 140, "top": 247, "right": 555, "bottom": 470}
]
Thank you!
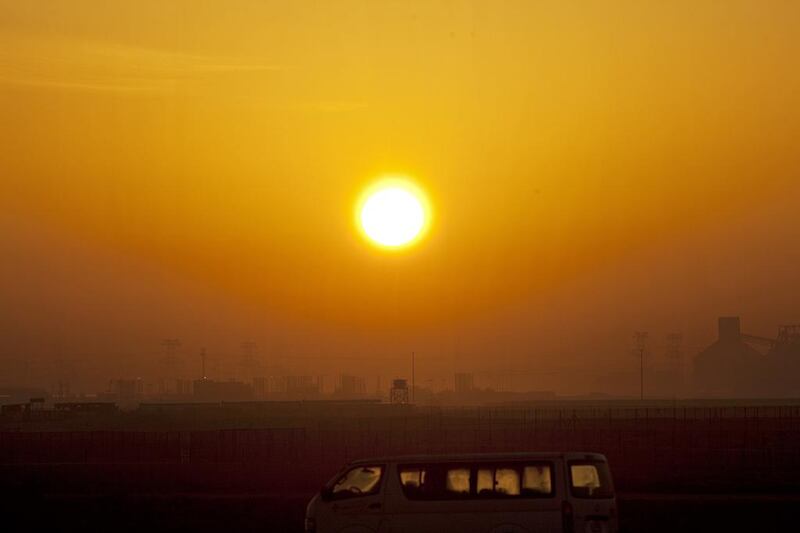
[
  {"left": 633, "top": 332, "right": 649, "bottom": 401},
  {"left": 240, "top": 341, "right": 259, "bottom": 380},
  {"left": 411, "top": 351, "right": 416, "bottom": 404},
  {"left": 665, "top": 333, "right": 684, "bottom": 396},
  {"left": 160, "top": 339, "right": 182, "bottom": 380}
]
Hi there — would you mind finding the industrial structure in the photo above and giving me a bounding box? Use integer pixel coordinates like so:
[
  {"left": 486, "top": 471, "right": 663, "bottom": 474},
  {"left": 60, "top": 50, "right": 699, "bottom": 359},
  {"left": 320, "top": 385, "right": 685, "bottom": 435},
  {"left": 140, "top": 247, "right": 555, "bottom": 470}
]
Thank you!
[{"left": 693, "top": 317, "right": 800, "bottom": 397}]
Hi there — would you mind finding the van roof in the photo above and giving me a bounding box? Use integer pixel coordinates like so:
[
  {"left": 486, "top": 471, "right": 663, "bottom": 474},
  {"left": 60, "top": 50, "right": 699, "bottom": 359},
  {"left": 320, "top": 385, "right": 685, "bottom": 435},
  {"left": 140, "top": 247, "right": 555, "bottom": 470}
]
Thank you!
[{"left": 348, "top": 452, "right": 607, "bottom": 465}]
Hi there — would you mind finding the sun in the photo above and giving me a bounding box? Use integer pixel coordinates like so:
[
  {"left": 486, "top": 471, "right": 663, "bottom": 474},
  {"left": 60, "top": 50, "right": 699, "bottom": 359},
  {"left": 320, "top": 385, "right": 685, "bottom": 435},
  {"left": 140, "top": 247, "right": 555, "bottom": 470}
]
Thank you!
[{"left": 356, "top": 177, "right": 431, "bottom": 249}]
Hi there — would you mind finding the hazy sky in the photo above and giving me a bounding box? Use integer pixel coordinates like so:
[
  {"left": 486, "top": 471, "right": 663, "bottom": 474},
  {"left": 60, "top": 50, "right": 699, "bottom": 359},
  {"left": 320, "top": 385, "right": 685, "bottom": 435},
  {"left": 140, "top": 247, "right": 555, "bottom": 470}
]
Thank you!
[{"left": 2, "top": 1, "right": 799, "bottom": 393}]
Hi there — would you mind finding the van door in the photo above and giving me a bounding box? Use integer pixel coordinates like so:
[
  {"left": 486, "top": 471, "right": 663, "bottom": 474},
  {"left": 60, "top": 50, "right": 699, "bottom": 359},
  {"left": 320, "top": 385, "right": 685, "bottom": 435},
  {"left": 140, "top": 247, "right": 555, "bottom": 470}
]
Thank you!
[
  {"left": 565, "top": 459, "right": 617, "bottom": 533},
  {"left": 325, "top": 464, "right": 386, "bottom": 533}
]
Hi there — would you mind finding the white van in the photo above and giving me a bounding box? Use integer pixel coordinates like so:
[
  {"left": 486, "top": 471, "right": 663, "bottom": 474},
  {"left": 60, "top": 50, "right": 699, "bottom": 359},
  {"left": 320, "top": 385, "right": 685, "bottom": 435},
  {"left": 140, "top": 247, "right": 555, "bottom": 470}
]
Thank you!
[{"left": 305, "top": 452, "right": 617, "bottom": 533}]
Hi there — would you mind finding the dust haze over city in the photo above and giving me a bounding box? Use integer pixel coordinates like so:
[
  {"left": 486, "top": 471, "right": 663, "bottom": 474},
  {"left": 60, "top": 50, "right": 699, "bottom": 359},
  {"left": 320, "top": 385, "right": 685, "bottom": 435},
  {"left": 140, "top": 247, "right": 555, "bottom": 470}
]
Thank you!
[{"left": 2, "top": 1, "right": 800, "bottom": 532}]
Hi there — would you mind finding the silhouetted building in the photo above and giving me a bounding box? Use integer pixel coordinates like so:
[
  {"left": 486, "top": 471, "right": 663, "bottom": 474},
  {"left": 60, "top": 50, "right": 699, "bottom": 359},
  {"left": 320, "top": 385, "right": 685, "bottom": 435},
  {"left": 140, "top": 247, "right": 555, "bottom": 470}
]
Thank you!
[
  {"left": 53, "top": 402, "right": 117, "bottom": 414},
  {"left": 336, "top": 375, "right": 367, "bottom": 397},
  {"left": 286, "top": 376, "right": 320, "bottom": 398},
  {"left": 53, "top": 381, "right": 71, "bottom": 399},
  {"left": 253, "top": 376, "right": 269, "bottom": 398},
  {"left": 193, "top": 379, "right": 253, "bottom": 401},
  {"left": 156, "top": 377, "right": 193, "bottom": 396},
  {"left": 0, "top": 387, "right": 50, "bottom": 405},
  {"left": 0, "top": 399, "right": 50, "bottom": 421},
  {"left": 694, "top": 317, "right": 800, "bottom": 397},
  {"left": 454, "top": 373, "right": 475, "bottom": 394},
  {"left": 258, "top": 375, "right": 321, "bottom": 399},
  {"left": 693, "top": 317, "right": 764, "bottom": 397},
  {"left": 763, "top": 325, "right": 800, "bottom": 396},
  {"left": 1, "top": 403, "right": 25, "bottom": 416},
  {"left": 110, "top": 378, "right": 144, "bottom": 400}
]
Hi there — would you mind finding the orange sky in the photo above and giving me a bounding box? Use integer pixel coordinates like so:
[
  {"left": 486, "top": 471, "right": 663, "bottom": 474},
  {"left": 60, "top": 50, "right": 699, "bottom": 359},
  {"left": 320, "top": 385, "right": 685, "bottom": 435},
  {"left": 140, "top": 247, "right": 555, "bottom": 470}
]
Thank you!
[{"left": 1, "top": 1, "right": 799, "bottom": 393}]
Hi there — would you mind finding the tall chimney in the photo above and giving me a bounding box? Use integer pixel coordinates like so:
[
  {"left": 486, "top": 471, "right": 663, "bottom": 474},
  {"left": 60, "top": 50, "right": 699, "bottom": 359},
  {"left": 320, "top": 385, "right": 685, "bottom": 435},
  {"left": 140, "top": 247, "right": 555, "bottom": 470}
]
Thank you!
[{"left": 718, "top": 316, "right": 741, "bottom": 343}]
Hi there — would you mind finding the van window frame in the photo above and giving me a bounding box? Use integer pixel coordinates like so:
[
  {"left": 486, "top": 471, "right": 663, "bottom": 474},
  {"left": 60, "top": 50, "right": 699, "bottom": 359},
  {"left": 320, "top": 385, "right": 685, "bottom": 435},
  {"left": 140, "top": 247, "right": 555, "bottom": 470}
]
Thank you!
[
  {"left": 397, "top": 460, "right": 556, "bottom": 501},
  {"left": 567, "top": 460, "right": 614, "bottom": 500}
]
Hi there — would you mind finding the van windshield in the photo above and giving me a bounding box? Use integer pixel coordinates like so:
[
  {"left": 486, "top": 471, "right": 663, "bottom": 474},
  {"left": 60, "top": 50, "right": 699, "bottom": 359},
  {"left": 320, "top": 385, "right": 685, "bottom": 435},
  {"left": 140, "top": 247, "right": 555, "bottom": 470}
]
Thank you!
[
  {"left": 568, "top": 461, "right": 614, "bottom": 499},
  {"left": 330, "top": 465, "right": 383, "bottom": 499}
]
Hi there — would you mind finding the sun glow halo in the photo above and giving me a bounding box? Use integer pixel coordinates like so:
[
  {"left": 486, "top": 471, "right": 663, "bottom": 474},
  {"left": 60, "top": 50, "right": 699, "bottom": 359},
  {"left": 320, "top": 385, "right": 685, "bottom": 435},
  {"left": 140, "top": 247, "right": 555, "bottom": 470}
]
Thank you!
[{"left": 357, "top": 179, "right": 430, "bottom": 249}]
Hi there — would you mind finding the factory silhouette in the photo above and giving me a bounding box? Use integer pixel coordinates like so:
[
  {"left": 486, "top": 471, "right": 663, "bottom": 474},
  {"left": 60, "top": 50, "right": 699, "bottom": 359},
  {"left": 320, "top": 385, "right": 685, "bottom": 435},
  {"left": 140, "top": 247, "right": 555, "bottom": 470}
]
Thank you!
[{"left": 694, "top": 316, "right": 800, "bottom": 397}]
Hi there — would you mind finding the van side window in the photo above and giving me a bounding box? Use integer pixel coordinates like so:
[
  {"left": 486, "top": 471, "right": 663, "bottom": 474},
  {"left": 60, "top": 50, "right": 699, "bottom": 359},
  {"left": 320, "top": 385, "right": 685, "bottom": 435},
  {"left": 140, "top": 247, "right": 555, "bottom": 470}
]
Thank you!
[
  {"left": 445, "top": 468, "right": 471, "bottom": 496},
  {"left": 399, "top": 468, "right": 425, "bottom": 490},
  {"left": 477, "top": 464, "right": 553, "bottom": 498},
  {"left": 523, "top": 465, "right": 552, "bottom": 496},
  {"left": 495, "top": 468, "right": 520, "bottom": 495},
  {"left": 399, "top": 462, "right": 554, "bottom": 500},
  {"left": 399, "top": 467, "right": 426, "bottom": 498},
  {"left": 399, "top": 464, "right": 471, "bottom": 500},
  {"left": 476, "top": 468, "right": 494, "bottom": 495},
  {"left": 398, "top": 465, "right": 434, "bottom": 499},
  {"left": 569, "top": 461, "right": 614, "bottom": 499},
  {"left": 331, "top": 465, "right": 383, "bottom": 500}
]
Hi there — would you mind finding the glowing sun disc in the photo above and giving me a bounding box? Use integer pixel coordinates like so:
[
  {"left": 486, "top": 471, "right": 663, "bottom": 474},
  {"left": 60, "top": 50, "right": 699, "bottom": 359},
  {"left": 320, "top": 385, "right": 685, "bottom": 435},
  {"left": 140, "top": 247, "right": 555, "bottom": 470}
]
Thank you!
[{"left": 358, "top": 179, "right": 429, "bottom": 248}]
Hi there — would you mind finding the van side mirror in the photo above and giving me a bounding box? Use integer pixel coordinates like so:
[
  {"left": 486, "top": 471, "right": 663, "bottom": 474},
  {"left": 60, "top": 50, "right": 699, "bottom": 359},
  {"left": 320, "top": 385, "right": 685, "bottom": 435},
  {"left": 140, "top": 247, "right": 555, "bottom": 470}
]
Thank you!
[{"left": 320, "top": 486, "right": 333, "bottom": 502}]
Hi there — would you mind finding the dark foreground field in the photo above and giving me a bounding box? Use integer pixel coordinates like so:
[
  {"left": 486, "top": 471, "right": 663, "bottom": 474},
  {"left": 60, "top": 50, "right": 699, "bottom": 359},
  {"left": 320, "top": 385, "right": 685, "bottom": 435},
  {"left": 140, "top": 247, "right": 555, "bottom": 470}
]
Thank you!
[
  {"left": 2, "top": 401, "right": 799, "bottom": 531},
  {"left": 1, "top": 492, "right": 799, "bottom": 532}
]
